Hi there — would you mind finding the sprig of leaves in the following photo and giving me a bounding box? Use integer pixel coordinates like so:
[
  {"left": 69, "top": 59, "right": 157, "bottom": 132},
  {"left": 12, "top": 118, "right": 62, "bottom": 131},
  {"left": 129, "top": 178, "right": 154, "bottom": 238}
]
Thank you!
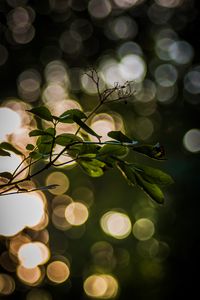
[{"left": 0, "top": 71, "right": 174, "bottom": 203}]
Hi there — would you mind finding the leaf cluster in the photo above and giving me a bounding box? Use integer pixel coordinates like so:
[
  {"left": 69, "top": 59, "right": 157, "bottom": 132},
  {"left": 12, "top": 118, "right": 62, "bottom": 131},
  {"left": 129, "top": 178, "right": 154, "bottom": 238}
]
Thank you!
[{"left": 0, "top": 72, "right": 174, "bottom": 203}]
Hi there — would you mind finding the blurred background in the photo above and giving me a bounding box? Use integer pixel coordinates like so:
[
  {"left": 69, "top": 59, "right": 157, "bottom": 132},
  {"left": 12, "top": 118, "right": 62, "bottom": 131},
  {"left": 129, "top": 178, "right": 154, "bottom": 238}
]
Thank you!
[{"left": 0, "top": 0, "right": 200, "bottom": 299}]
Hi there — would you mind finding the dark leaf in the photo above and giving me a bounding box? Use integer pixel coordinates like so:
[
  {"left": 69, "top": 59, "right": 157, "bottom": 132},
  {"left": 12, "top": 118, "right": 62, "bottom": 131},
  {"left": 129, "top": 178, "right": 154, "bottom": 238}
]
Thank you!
[
  {"left": 78, "top": 158, "right": 105, "bottom": 177},
  {"left": 99, "top": 144, "right": 128, "bottom": 157},
  {"left": 0, "top": 148, "right": 11, "bottom": 156},
  {"left": 26, "top": 144, "right": 35, "bottom": 151},
  {"left": 29, "top": 151, "right": 43, "bottom": 159},
  {"left": 135, "top": 173, "right": 164, "bottom": 204},
  {"left": 58, "top": 109, "right": 87, "bottom": 123},
  {"left": 55, "top": 133, "right": 82, "bottom": 146},
  {"left": 108, "top": 130, "right": 133, "bottom": 143},
  {"left": 29, "top": 129, "right": 54, "bottom": 137},
  {"left": 73, "top": 116, "right": 101, "bottom": 139},
  {"left": 133, "top": 143, "right": 166, "bottom": 160},
  {"left": 0, "top": 172, "right": 13, "bottom": 180},
  {"left": 27, "top": 106, "right": 53, "bottom": 121},
  {"left": 132, "top": 164, "right": 174, "bottom": 186},
  {"left": 0, "top": 142, "right": 23, "bottom": 155},
  {"left": 117, "top": 162, "right": 136, "bottom": 187}
]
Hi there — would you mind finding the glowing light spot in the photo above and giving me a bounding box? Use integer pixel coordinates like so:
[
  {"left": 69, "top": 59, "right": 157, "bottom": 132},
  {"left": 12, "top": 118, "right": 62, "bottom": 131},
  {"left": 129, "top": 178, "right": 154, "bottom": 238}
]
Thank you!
[
  {"left": 26, "top": 288, "right": 52, "bottom": 300},
  {"left": 12, "top": 25, "right": 35, "bottom": 44},
  {"left": 155, "top": 0, "right": 183, "bottom": 8},
  {"left": 184, "top": 70, "right": 200, "bottom": 95},
  {"left": 17, "top": 265, "right": 42, "bottom": 285},
  {"left": 155, "top": 38, "right": 175, "bottom": 61},
  {"left": 84, "top": 274, "right": 118, "bottom": 299},
  {"left": 0, "top": 107, "right": 21, "bottom": 140},
  {"left": 156, "top": 85, "right": 176, "bottom": 104},
  {"left": 46, "top": 261, "right": 70, "bottom": 283},
  {"left": 45, "top": 60, "right": 69, "bottom": 85},
  {"left": 169, "top": 41, "right": 193, "bottom": 65},
  {"left": 183, "top": 129, "right": 200, "bottom": 153},
  {"left": 135, "top": 79, "right": 156, "bottom": 103},
  {"left": 106, "top": 16, "right": 138, "bottom": 41},
  {"left": 90, "top": 113, "right": 115, "bottom": 142},
  {"left": 42, "top": 83, "right": 67, "bottom": 105},
  {"left": 113, "top": 0, "right": 143, "bottom": 8},
  {"left": 88, "top": 0, "right": 112, "bottom": 19},
  {"left": 0, "top": 273, "right": 15, "bottom": 295},
  {"left": 100, "top": 211, "right": 131, "bottom": 239},
  {"left": 65, "top": 202, "right": 89, "bottom": 226},
  {"left": 91, "top": 241, "right": 115, "bottom": 270},
  {"left": 118, "top": 41, "right": 143, "bottom": 58},
  {"left": 133, "top": 218, "right": 155, "bottom": 241},
  {"left": 17, "top": 69, "right": 41, "bottom": 102},
  {"left": 0, "top": 193, "right": 45, "bottom": 237},
  {"left": 119, "top": 54, "right": 146, "bottom": 82},
  {"left": 59, "top": 30, "right": 82, "bottom": 55},
  {"left": 9, "top": 233, "right": 31, "bottom": 257},
  {"left": 18, "top": 242, "right": 50, "bottom": 268},
  {"left": 154, "top": 64, "right": 177, "bottom": 87},
  {"left": 81, "top": 72, "right": 105, "bottom": 94},
  {"left": 46, "top": 172, "right": 70, "bottom": 195}
]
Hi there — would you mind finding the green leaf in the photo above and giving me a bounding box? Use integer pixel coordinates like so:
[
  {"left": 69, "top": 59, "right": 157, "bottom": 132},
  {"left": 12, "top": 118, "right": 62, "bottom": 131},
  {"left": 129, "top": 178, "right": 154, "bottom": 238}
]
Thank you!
[
  {"left": 55, "top": 133, "right": 82, "bottom": 146},
  {"left": 108, "top": 131, "right": 133, "bottom": 143},
  {"left": 0, "top": 148, "right": 11, "bottom": 156},
  {"left": 26, "top": 144, "right": 35, "bottom": 151},
  {"left": 58, "top": 109, "right": 87, "bottom": 123},
  {"left": 99, "top": 144, "right": 128, "bottom": 157},
  {"left": 133, "top": 143, "right": 166, "bottom": 160},
  {"left": 135, "top": 173, "right": 164, "bottom": 204},
  {"left": 0, "top": 142, "right": 23, "bottom": 155},
  {"left": 29, "top": 129, "right": 54, "bottom": 137},
  {"left": 78, "top": 158, "right": 105, "bottom": 177},
  {"left": 132, "top": 164, "right": 174, "bottom": 186},
  {"left": 29, "top": 151, "right": 43, "bottom": 159},
  {"left": 0, "top": 172, "right": 13, "bottom": 180},
  {"left": 117, "top": 162, "right": 136, "bottom": 187},
  {"left": 28, "top": 106, "right": 53, "bottom": 122},
  {"left": 73, "top": 116, "right": 101, "bottom": 139}
]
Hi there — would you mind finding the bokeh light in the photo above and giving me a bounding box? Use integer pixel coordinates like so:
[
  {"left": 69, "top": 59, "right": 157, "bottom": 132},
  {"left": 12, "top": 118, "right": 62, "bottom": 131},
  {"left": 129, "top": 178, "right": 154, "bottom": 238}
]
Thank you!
[
  {"left": 46, "top": 261, "right": 70, "bottom": 284},
  {"left": 18, "top": 242, "right": 50, "bottom": 268},
  {"left": 90, "top": 113, "right": 116, "bottom": 142},
  {"left": 46, "top": 172, "right": 70, "bottom": 195},
  {"left": 183, "top": 129, "right": 200, "bottom": 153},
  {"left": 88, "top": 0, "right": 112, "bottom": 19},
  {"left": 168, "top": 40, "right": 193, "bottom": 65},
  {"left": 17, "top": 265, "right": 42, "bottom": 285},
  {"left": 0, "top": 107, "right": 21, "bottom": 140},
  {"left": 65, "top": 202, "right": 89, "bottom": 226},
  {"left": 100, "top": 211, "right": 132, "bottom": 239},
  {"left": 155, "top": 0, "right": 183, "bottom": 8},
  {"left": 154, "top": 64, "right": 178, "bottom": 87},
  {"left": 184, "top": 68, "right": 200, "bottom": 95},
  {"left": 17, "top": 69, "right": 41, "bottom": 102},
  {"left": 119, "top": 54, "right": 146, "bottom": 82},
  {"left": 0, "top": 193, "right": 45, "bottom": 236},
  {"left": 84, "top": 274, "right": 118, "bottom": 299},
  {"left": 0, "top": 273, "right": 15, "bottom": 295},
  {"left": 132, "top": 218, "right": 155, "bottom": 241}
]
